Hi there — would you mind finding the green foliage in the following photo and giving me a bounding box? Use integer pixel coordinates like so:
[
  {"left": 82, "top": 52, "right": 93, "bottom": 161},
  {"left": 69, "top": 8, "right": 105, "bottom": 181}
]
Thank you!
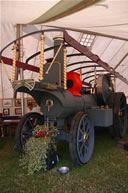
[
  {"left": 0, "top": 131, "right": 128, "bottom": 193},
  {"left": 19, "top": 125, "right": 58, "bottom": 175},
  {"left": 33, "top": 125, "right": 58, "bottom": 138},
  {"left": 19, "top": 137, "right": 47, "bottom": 175}
]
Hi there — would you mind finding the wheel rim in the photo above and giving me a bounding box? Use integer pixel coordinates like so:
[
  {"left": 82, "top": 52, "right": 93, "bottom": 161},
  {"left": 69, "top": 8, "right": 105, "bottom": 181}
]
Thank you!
[
  {"left": 76, "top": 114, "right": 94, "bottom": 164},
  {"left": 21, "top": 114, "right": 43, "bottom": 147}
]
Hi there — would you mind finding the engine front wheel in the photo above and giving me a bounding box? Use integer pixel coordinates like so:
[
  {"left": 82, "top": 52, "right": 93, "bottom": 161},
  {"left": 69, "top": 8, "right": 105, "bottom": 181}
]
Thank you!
[
  {"left": 69, "top": 112, "right": 94, "bottom": 165},
  {"left": 16, "top": 112, "right": 44, "bottom": 151}
]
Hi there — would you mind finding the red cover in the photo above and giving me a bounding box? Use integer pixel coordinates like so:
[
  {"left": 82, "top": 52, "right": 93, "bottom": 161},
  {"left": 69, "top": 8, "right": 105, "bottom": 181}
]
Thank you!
[{"left": 67, "top": 72, "right": 82, "bottom": 96}]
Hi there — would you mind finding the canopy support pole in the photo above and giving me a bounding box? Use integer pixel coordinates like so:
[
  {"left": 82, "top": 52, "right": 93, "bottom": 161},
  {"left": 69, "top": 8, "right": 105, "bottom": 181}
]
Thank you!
[{"left": 16, "top": 24, "right": 25, "bottom": 116}]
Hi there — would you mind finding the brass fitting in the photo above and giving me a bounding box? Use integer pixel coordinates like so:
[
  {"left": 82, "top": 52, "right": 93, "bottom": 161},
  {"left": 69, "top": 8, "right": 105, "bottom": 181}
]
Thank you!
[
  {"left": 39, "top": 34, "right": 45, "bottom": 81},
  {"left": 64, "top": 48, "right": 67, "bottom": 90},
  {"left": 12, "top": 43, "right": 17, "bottom": 81}
]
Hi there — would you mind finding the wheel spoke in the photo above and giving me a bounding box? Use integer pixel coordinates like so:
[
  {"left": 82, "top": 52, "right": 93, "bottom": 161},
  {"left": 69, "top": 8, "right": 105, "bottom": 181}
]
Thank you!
[
  {"left": 23, "top": 130, "right": 33, "bottom": 136},
  {"left": 28, "top": 118, "right": 34, "bottom": 128},
  {"left": 86, "top": 126, "right": 89, "bottom": 135},
  {"left": 82, "top": 120, "right": 88, "bottom": 133},
  {"left": 79, "top": 143, "right": 84, "bottom": 157},
  {"left": 86, "top": 141, "right": 89, "bottom": 147},
  {"left": 79, "top": 128, "right": 84, "bottom": 135},
  {"left": 84, "top": 124, "right": 88, "bottom": 134},
  {"left": 79, "top": 142, "right": 88, "bottom": 160},
  {"left": 34, "top": 118, "right": 38, "bottom": 126},
  {"left": 83, "top": 144, "right": 88, "bottom": 157},
  {"left": 78, "top": 138, "right": 83, "bottom": 143}
]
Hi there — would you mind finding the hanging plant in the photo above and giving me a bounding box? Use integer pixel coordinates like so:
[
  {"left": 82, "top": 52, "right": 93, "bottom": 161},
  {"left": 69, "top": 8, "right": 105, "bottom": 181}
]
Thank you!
[{"left": 19, "top": 125, "right": 58, "bottom": 175}]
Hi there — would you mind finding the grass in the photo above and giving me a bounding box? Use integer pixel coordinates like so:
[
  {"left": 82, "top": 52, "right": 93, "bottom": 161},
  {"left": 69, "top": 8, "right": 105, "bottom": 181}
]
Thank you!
[{"left": 0, "top": 128, "right": 128, "bottom": 193}]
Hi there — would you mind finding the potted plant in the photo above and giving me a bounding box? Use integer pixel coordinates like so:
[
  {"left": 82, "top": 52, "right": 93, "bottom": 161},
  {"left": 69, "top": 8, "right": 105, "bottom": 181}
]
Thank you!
[{"left": 19, "top": 124, "right": 58, "bottom": 175}]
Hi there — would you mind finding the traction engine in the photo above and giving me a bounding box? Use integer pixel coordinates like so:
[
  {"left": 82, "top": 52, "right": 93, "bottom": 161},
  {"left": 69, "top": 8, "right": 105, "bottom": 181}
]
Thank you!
[{"left": 0, "top": 29, "right": 127, "bottom": 166}]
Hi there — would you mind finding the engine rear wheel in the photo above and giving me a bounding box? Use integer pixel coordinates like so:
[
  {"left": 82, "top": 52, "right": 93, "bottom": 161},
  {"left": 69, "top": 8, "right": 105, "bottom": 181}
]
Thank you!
[
  {"left": 69, "top": 112, "right": 94, "bottom": 165},
  {"left": 108, "top": 92, "right": 127, "bottom": 138},
  {"left": 96, "top": 74, "right": 113, "bottom": 106},
  {"left": 16, "top": 112, "right": 44, "bottom": 151}
]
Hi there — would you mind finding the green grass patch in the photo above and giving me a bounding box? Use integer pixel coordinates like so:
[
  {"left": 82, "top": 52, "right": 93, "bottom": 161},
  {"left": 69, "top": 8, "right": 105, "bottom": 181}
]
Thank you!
[{"left": 0, "top": 129, "right": 128, "bottom": 193}]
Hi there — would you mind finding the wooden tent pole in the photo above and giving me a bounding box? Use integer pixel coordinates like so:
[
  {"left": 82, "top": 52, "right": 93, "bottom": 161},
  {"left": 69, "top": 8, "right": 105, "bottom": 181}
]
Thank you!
[
  {"left": 0, "top": 62, "right": 3, "bottom": 99},
  {"left": 13, "top": 24, "right": 20, "bottom": 97},
  {"left": 16, "top": 24, "right": 25, "bottom": 116}
]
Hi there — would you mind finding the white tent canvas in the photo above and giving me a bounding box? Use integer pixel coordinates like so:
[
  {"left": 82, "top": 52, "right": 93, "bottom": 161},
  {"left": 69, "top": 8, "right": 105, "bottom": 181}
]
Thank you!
[{"left": 0, "top": 0, "right": 128, "bottom": 102}]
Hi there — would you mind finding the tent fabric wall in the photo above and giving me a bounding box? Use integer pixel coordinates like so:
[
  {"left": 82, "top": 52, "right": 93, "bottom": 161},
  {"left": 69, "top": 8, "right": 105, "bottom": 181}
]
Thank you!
[
  {"left": 44, "top": 0, "right": 128, "bottom": 40},
  {"left": 1, "top": 0, "right": 60, "bottom": 24},
  {"left": 1, "top": 0, "right": 128, "bottom": 40},
  {"left": 0, "top": 24, "right": 16, "bottom": 98},
  {"left": 0, "top": 0, "right": 128, "bottom": 102},
  {"left": 1, "top": 24, "right": 128, "bottom": 98},
  {"left": 30, "top": 0, "right": 100, "bottom": 24}
]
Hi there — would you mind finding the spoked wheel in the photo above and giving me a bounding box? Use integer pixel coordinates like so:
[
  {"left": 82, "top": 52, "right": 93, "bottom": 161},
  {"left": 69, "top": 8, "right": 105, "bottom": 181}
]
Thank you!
[
  {"left": 69, "top": 112, "right": 94, "bottom": 165},
  {"left": 16, "top": 112, "right": 44, "bottom": 151},
  {"left": 108, "top": 92, "right": 127, "bottom": 138}
]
